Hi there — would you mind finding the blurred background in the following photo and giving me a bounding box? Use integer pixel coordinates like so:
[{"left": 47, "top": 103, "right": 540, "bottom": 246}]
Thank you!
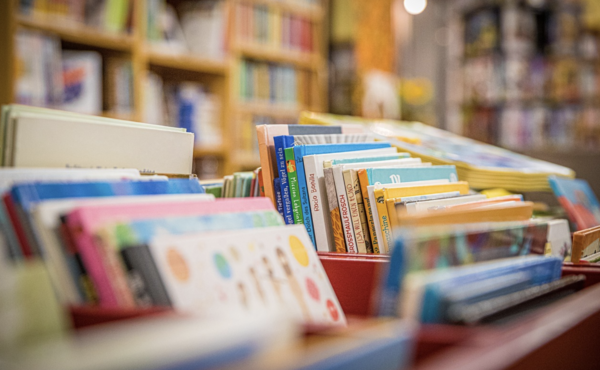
[{"left": 2, "top": 0, "right": 600, "bottom": 191}]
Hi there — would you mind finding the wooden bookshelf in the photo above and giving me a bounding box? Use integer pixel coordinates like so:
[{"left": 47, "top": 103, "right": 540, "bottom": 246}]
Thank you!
[{"left": 0, "top": 0, "right": 328, "bottom": 177}]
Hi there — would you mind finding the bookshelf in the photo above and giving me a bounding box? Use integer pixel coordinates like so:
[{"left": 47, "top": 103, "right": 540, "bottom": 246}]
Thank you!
[{"left": 0, "top": 0, "right": 328, "bottom": 177}]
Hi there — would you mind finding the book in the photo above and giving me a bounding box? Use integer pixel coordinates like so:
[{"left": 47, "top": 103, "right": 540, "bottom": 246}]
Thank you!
[
  {"left": 301, "top": 148, "right": 398, "bottom": 251},
  {"left": 120, "top": 245, "right": 172, "bottom": 307},
  {"left": 285, "top": 147, "right": 303, "bottom": 225},
  {"left": 273, "top": 177, "right": 284, "bottom": 216},
  {"left": 387, "top": 256, "right": 563, "bottom": 323},
  {"left": 256, "top": 124, "right": 364, "bottom": 205},
  {"left": 273, "top": 135, "right": 295, "bottom": 224},
  {"left": 572, "top": 225, "right": 600, "bottom": 263},
  {"left": 65, "top": 197, "right": 277, "bottom": 307},
  {"left": 293, "top": 142, "right": 391, "bottom": 246},
  {"left": 29, "top": 194, "right": 216, "bottom": 304},
  {"left": 8, "top": 113, "right": 194, "bottom": 175},
  {"left": 61, "top": 51, "right": 102, "bottom": 115},
  {"left": 323, "top": 167, "right": 346, "bottom": 253},
  {"left": 548, "top": 176, "right": 600, "bottom": 231},
  {"left": 343, "top": 169, "right": 369, "bottom": 254},
  {"left": 404, "top": 193, "right": 487, "bottom": 213},
  {"left": 375, "top": 182, "right": 470, "bottom": 253},
  {"left": 147, "top": 225, "right": 346, "bottom": 326}
]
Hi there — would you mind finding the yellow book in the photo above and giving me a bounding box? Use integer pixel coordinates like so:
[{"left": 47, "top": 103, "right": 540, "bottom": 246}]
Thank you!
[
  {"left": 375, "top": 182, "right": 470, "bottom": 253},
  {"left": 397, "top": 201, "right": 534, "bottom": 226},
  {"left": 358, "top": 169, "right": 380, "bottom": 253}
]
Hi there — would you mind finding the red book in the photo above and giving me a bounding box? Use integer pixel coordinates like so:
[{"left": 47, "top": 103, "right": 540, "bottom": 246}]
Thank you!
[{"left": 3, "top": 193, "right": 33, "bottom": 258}]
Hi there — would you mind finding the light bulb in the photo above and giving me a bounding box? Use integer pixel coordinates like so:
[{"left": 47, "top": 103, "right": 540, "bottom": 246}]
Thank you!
[{"left": 404, "top": 0, "right": 427, "bottom": 15}]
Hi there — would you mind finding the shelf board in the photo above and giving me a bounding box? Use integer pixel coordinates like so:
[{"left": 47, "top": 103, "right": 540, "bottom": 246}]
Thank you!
[
  {"left": 193, "top": 147, "right": 226, "bottom": 157},
  {"left": 16, "top": 16, "right": 134, "bottom": 51},
  {"left": 237, "top": 102, "right": 301, "bottom": 118},
  {"left": 236, "top": 0, "right": 324, "bottom": 21},
  {"left": 146, "top": 50, "right": 228, "bottom": 75},
  {"left": 237, "top": 43, "right": 322, "bottom": 70}
]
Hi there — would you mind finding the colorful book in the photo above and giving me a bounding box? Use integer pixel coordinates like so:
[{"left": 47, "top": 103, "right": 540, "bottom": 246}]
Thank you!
[
  {"left": 301, "top": 148, "right": 398, "bottom": 251},
  {"left": 273, "top": 135, "right": 295, "bottom": 224},
  {"left": 147, "top": 225, "right": 346, "bottom": 326},
  {"left": 256, "top": 124, "right": 364, "bottom": 204},
  {"left": 375, "top": 182, "right": 470, "bottom": 253},
  {"left": 65, "top": 197, "right": 276, "bottom": 307},
  {"left": 366, "top": 165, "right": 458, "bottom": 186},
  {"left": 293, "top": 142, "right": 391, "bottom": 246},
  {"left": 324, "top": 167, "right": 346, "bottom": 252},
  {"left": 285, "top": 147, "right": 303, "bottom": 225},
  {"left": 548, "top": 176, "right": 600, "bottom": 231}
]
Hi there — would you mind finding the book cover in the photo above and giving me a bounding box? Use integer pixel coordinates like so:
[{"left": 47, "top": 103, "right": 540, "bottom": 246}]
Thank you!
[
  {"left": 148, "top": 225, "right": 346, "bottom": 326},
  {"left": 332, "top": 165, "right": 357, "bottom": 253},
  {"left": 358, "top": 169, "right": 380, "bottom": 253},
  {"left": 121, "top": 245, "right": 172, "bottom": 307},
  {"left": 285, "top": 147, "right": 303, "bottom": 225},
  {"left": 324, "top": 167, "right": 346, "bottom": 253},
  {"left": 367, "top": 165, "right": 458, "bottom": 186},
  {"left": 548, "top": 176, "right": 600, "bottom": 231},
  {"left": 273, "top": 135, "right": 295, "bottom": 224},
  {"left": 61, "top": 51, "right": 102, "bottom": 115},
  {"left": 293, "top": 142, "right": 391, "bottom": 246}
]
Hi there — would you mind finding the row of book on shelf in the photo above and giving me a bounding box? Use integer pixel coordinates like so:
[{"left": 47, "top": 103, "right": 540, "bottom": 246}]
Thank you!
[{"left": 3, "top": 106, "right": 600, "bottom": 369}]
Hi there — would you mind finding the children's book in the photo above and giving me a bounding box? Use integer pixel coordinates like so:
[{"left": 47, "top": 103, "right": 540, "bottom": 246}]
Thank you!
[
  {"left": 301, "top": 148, "right": 398, "bottom": 251},
  {"left": 256, "top": 124, "right": 365, "bottom": 204},
  {"left": 292, "top": 142, "right": 391, "bottom": 246},
  {"left": 548, "top": 176, "right": 600, "bottom": 231},
  {"left": 147, "top": 225, "right": 347, "bottom": 326},
  {"left": 273, "top": 135, "right": 295, "bottom": 224},
  {"left": 374, "top": 182, "right": 469, "bottom": 253},
  {"left": 65, "top": 197, "right": 277, "bottom": 307}
]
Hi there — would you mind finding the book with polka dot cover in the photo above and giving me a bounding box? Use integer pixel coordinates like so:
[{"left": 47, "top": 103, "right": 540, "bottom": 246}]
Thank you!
[{"left": 147, "top": 224, "right": 347, "bottom": 326}]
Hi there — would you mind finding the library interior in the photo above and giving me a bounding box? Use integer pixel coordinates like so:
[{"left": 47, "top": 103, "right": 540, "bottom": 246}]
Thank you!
[{"left": 3, "top": 0, "right": 600, "bottom": 369}]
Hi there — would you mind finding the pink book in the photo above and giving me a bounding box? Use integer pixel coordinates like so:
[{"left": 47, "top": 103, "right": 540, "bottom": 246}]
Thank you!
[{"left": 67, "top": 197, "right": 275, "bottom": 307}]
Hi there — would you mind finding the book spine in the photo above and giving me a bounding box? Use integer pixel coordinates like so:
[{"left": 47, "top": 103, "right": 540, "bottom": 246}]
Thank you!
[
  {"left": 121, "top": 245, "right": 173, "bottom": 307},
  {"left": 67, "top": 213, "right": 136, "bottom": 308},
  {"left": 351, "top": 169, "right": 373, "bottom": 253},
  {"left": 258, "top": 168, "right": 265, "bottom": 197},
  {"left": 333, "top": 166, "right": 357, "bottom": 253},
  {"left": 294, "top": 147, "right": 316, "bottom": 246},
  {"left": 273, "top": 135, "right": 295, "bottom": 224},
  {"left": 256, "top": 126, "right": 275, "bottom": 204},
  {"left": 285, "top": 147, "right": 303, "bottom": 224},
  {"left": 59, "top": 219, "right": 98, "bottom": 304},
  {"left": 343, "top": 170, "right": 367, "bottom": 254},
  {"left": 358, "top": 169, "right": 380, "bottom": 253},
  {"left": 2, "top": 193, "right": 33, "bottom": 258},
  {"left": 303, "top": 155, "right": 332, "bottom": 252},
  {"left": 324, "top": 167, "right": 347, "bottom": 253},
  {"left": 273, "top": 177, "right": 284, "bottom": 216},
  {"left": 375, "top": 188, "right": 393, "bottom": 254},
  {"left": 386, "top": 198, "right": 399, "bottom": 239}
]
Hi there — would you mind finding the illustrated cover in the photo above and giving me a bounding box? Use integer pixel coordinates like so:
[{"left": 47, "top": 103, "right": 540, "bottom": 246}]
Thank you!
[
  {"left": 343, "top": 169, "right": 367, "bottom": 254},
  {"left": 285, "top": 147, "right": 303, "bottom": 225},
  {"left": 273, "top": 135, "right": 295, "bottom": 224},
  {"left": 548, "top": 176, "right": 600, "bottom": 231},
  {"left": 324, "top": 167, "right": 346, "bottom": 253},
  {"left": 148, "top": 225, "right": 347, "bottom": 326}
]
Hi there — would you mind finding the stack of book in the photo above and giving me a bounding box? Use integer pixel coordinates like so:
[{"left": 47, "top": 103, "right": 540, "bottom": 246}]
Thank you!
[
  {"left": 299, "top": 112, "right": 575, "bottom": 192},
  {"left": 203, "top": 169, "right": 265, "bottom": 198},
  {"left": 0, "top": 105, "right": 194, "bottom": 175}
]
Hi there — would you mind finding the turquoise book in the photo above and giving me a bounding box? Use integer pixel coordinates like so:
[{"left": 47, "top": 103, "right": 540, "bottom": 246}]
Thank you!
[
  {"left": 329, "top": 154, "right": 410, "bottom": 166},
  {"left": 366, "top": 165, "right": 458, "bottom": 185},
  {"left": 293, "top": 142, "right": 391, "bottom": 245}
]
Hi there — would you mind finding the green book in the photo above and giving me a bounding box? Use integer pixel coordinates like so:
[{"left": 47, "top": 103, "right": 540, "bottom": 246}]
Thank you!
[
  {"left": 204, "top": 185, "right": 223, "bottom": 198},
  {"left": 285, "top": 147, "right": 303, "bottom": 224}
]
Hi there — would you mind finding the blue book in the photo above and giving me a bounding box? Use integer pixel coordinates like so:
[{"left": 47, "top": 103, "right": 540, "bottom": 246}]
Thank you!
[
  {"left": 419, "top": 256, "right": 562, "bottom": 323},
  {"left": 293, "top": 142, "right": 391, "bottom": 245},
  {"left": 366, "top": 165, "right": 458, "bottom": 185},
  {"left": 273, "top": 135, "right": 295, "bottom": 224},
  {"left": 11, "top": 179, "right": 205, "bottom": 212},
  {"left": 330, "top": 154, "right": 409, "bottom": 166},
  {"left": 273, "top": 177, "right": 284, "bottom": 216}
]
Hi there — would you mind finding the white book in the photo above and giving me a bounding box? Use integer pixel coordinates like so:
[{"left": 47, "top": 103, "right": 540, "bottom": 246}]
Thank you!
[
  {"left": 11, "top": 115, "right": 194, "bottom": 175},
  {"left": 368, "top": 179, "right": 450, "bottom": 254},
  {"left": 30, "top": 194, "right": 215, "bottom": 304},
  {"left": 301, "top": 148, "right": 397, "bottom": 252},
  {"left": 61, "top": 51, "right": 102, "bottom": 115},
  {"left": 407, "top": 194, "right": 487, "bottom": 213}
]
